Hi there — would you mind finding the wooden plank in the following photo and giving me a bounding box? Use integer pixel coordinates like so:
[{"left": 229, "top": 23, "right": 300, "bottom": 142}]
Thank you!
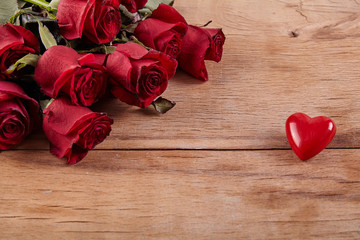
[
  {"left": 0, "top": 149, "right": 359, "bottom": 239},
  {"left": 18, "top": 0, "right": 360, "bottom": 150}
]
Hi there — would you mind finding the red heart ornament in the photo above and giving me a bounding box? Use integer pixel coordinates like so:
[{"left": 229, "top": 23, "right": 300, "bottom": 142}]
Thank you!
[{"left": 286, "top": 113, "right": 336, "bottom": 161}]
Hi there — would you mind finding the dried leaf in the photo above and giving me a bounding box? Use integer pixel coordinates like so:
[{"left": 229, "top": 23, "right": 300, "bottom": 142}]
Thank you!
[{"left": 152, "top": 97, "right": 176, "bottom": 114}]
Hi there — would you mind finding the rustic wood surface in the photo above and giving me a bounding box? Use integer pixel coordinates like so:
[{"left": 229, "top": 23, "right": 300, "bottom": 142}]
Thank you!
[{"left": 1, "top": 0, "right": 360, "bottom": 239}]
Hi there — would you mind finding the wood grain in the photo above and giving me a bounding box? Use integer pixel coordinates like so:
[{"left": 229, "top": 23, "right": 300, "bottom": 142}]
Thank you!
[
  {"left": 1, "top": 0, "right": 360, "bottom": 239},
  {"left": 1, "top": 149, "right": 359, "bottom": 239}
]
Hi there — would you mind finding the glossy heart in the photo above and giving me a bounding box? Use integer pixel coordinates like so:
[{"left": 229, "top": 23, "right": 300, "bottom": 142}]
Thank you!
[{"left": 286, "top": 113, "right": 336, "bottom": 161}]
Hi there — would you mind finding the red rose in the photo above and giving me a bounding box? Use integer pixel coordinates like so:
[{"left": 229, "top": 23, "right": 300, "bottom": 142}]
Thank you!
[
  {"left": 178, "top": 25, "right": 225, "bottom": 81},
  {"left": 0, "top": 81, "right": 40, "bottom": 150},
  {"left": 0, "top": 23, "right": 40, "bottom": 80},
  {"left": 106, "top": 42, "right": 177, "bottom": 108},
  {"left": 57, "top": 0, "right": 121, "bottom": 44},
  {"left": 203, "top": 28, "right": 226, "bottom": 63},
  {"left": 134, "top": 4, "right": 187, "bottom": 59},
  {"left": 122, "top": 0, "right": 148, "bottom": 13},
  {"left": 43, "top": 97, "right": 113, "bottom": 164},
  {"left": 34, "top": 45, "right": 107, "bottom": 107}
]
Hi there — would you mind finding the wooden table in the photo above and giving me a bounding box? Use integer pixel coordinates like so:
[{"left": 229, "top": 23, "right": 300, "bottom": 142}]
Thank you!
[{"left": 1, "top": 0, "right": 360, "bottom": 239}]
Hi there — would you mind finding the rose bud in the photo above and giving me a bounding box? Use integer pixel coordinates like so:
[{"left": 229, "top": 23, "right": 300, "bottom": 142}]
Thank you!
[
  {"left": 57, "top": 0, "right": 121, "bottom": 44},
  {"left": 106, "top": 42, "right": 177, "bottom": 108},
  {"left": 204, "top": 28, "right": 226, "bottom": 63},
  {"left": 178, "top": 25, "right": 225, "bottom": 81},
  {"left": 0, "top": 81, "right": 40, "bottom": 150},
  {"left": 134, "top": 4, "right": 187, "bottom": 59},
  {"left": 0, "top": 23, "right": 40, "bottom": 80},
  {"left": 34, "top": 45, "right": 108, "bottom": 107},
  {"left": 122, "top": 0, "right": 148, "bottom": 13},
  {"left": 43, "top": 97, "right": 113, "bottom": 164}
]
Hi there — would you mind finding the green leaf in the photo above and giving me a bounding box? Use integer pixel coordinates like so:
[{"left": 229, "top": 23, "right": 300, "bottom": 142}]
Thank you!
[
  {"left": 138, "top": 8, "right": 152, "bottom": 16},
  {"left": 40, "top": 98, "right": 54, "bottom": 111},
  {"left": 119, "top": 5, "right": 137, "bottom": 19},
  {"left": 144, "top": 0, "right": 174, "bottom": 11},
  {"left": 103, "top": 46, "right": 117, "bottom": 54},
  {"left": 38, "top": 21, "right": 57, "bottom": 49},
  {"left": 151, "top": 97, "right": 176, "bottom": 114},
  {"left": 122, "top": 23, "right": 139, "bottom": 34},
  {"left": 17, "top": 0, "right": 27, "bottom": 8},
  {"left": 49, "top": 0, "right": 61, "bottom": 10},
  {"left": 21, "top": 0, "right": 53, "bottom": 11},
  {"left": 0, "top": 0, "right": 19, "bottom": 24},
  {"left": 5, "top": 53, "right": 40, "bottom": 75}
]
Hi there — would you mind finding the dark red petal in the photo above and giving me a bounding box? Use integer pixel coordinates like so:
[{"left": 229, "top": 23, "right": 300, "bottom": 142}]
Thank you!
[
  {"left": 43, "top": 97, "right": 94, "bottom": 136},
  {"left": 47, "top": 127, "right": 81, "bottom": 161},
  {"left": 0, "top": 82, "right": 40, "bottom": 148},
  {"left": 34, "top": 46, "right": 80, "bottom": 97},
  {"left": 203, "top": 28, "right": 226, "bottom": 62},
  {"left": 135, "top": 19, "right": 187, "bottom": 50},
  {"left": 111, "top": 84, "right": 143, "bottom": 107},
  {"left": 0, "top": 81, "right": 40, "bottom": 123},
  {"left": 122, "top": 0, "right": 147, "bottom": 13},
  {"left": 130, "top": 58, "right": 158, "bottom": 84},
  {"left": 178, "top": 25, "right": 211, "bottom": 81},
  {"left": 83, "top": 2, "right": 121, "bottom": 44},
  {"left": 78, "top": 53, "right": 95, "bottom": 65},
  {"left": 154, "top": 31, "right": 182, "bottom": 58},
  {"left": 64, "top": 145, "right": 88, "bottom": 164},
  {"left": 44, "top": 97, "right": 113, "bottom": 162},
  {"left": 151, "top": 4, "right": 187, "bottom": 24},
  {"left": 106, "top": 50, "right": 133, "bottom": 90},
  {"left": 91, "top": 54, "right": 107, "bottom": 66},
  {"left": 57, "top": 0, "right": 96, "bottom": 40},
  {"left": 113, "top": 42, "right": 149, "bottom": 60},
  {"left": 145, "top": 50, "right": 177, "bottom": 80},
  {"left": 7, "top": 24, "right": 40, "bottom": 53},
  {"left": 0, "top": 24, "right": 25, "bottom": 57}
]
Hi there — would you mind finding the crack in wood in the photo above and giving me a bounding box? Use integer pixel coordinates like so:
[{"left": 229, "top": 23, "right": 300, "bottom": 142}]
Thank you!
[{"left": 296, "top": 0, "right": 309, "bottom": 22}]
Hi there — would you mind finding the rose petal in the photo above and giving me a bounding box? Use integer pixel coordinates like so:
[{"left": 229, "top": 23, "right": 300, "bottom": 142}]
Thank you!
[
  {"left": 63, "top": 144, "right": 88, "bottom": 165},
  {"left": 0, "top": 81, "right": 40, "bottom": 150},
  {"left": 106, "top": 50, "right": 133, "bottom": 89},
  {"left": 134, "top": 19, "right": 187, "bottom": 50},
  {"left": 111, "top": 84, "right": 143, "bottom": 107},
  {"left": 35, "top": 46, "right": 107, "bottom": 106},
  {"left": 83, "top": 1, "right": 121, "bottom": 44},
  {"left": 90, "top": 54, "right": 107, "bottom": 66},
  {"left": 203, "top": 28, "right": 225, "bottom": 63},
  {"left": 151, "top": 4, "right": 187, "bottom": 24},
  {"left": 107, "top": 43, "right": 177, "bottom": 108},
  {"left": 130, "top": 58, "right": 159, "bottom": 83},
  {"left": 35, "top": 46, "right": 79, "bottom": 97},
  {"left": 6, "top": 24, "right": 40, "bottom": 53},
  {"left": 43, "top": 97, "right": 113, "bottom": 164},
  {"left": 145, "top": 50, "right": 177, "bottom": 79},
  {"left": 113, "top": 42, "right": 149, "bottom": 60},
  {"left": 43, "top": 97, "right": 94, "bottom": 136},
  {"left": 0, "top": 23, "right": 39, "bottom": 56},
  {"left": 122, "top": 0, "right": 147, "bottom": 13},
  {"left": 178, "top": 25, "right": 211, "bottom": 81},
  {"left": 57, "top": 0, "right": 96, "bottom": 40},
  {"left": 0, "top": 81, "right": 40, "bottom": 129}
]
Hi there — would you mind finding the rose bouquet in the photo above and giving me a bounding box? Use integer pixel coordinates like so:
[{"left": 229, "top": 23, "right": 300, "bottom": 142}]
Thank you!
[{"left": 0, "top": 0, "right": 225, "bottom": 164}]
